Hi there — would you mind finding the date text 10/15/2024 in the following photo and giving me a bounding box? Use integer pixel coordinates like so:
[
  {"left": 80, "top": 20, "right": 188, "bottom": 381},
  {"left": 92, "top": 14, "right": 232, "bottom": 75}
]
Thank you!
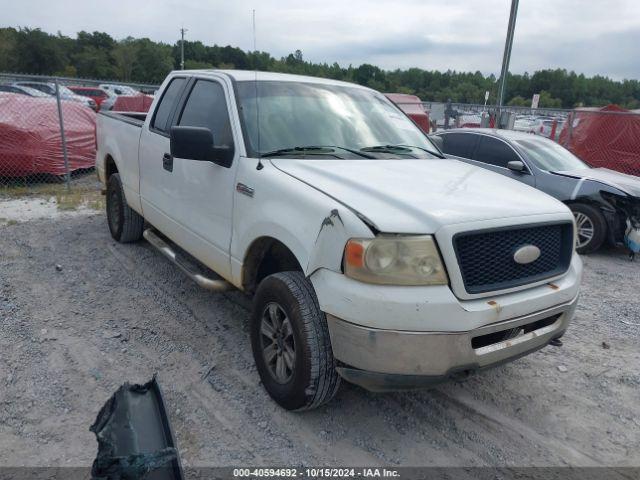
[{"left": 232, "top": 468, "right": 400, "bottom": 478}]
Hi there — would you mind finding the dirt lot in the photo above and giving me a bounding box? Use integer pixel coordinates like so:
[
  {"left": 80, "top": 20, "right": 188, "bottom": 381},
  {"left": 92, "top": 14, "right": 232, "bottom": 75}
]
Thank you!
[{"left": 0, "top": 192, "right": 639, "bottom": 469}]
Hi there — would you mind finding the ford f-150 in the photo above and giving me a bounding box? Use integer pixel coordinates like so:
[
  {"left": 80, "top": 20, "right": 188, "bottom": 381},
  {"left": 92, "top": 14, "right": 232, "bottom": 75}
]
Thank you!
[{"left": 96, "top": 70, "right": 582, "bottom": 410}]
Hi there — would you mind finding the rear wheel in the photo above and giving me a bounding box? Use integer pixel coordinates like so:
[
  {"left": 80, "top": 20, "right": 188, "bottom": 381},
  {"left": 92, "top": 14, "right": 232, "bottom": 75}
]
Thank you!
[
  {"left": 106, "top": 173, "right": 144, "bottom": 243},
  {"left": 251, "top": 271, "right": 340, "bottom": 411},
  {"left": 570, "top": 203, "right": 607, "bottom": 254}
]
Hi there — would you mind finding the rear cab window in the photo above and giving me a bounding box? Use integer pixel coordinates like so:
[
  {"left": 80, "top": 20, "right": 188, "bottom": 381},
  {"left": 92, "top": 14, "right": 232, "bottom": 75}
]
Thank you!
[{"left": 151, "top": 77, "right": 187, "bottom": 134}]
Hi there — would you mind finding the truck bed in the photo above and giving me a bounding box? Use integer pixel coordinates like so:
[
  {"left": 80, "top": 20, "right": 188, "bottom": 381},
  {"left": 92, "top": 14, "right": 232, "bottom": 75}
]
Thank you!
[
  {"left": 96, "top": 110, "right": 148, "bottom": 213},
  {"left": 98, "top": 110, "right": 147, "bottom": 127}
]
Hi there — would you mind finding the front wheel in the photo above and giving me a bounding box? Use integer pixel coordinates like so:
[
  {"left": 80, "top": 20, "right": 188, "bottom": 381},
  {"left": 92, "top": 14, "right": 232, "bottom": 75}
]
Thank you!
[
  {"left": 570, "top": 203, "right": 607, "bottom": 254},
  {"left": 250, "top": 272, "right": 340, "bottom": 411}
]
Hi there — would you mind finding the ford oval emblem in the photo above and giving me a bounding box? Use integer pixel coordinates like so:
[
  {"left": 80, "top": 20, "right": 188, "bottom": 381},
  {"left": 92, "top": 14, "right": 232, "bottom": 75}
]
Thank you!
[{"left": 513, "top": 245, "right": 541, "bottom": 264}]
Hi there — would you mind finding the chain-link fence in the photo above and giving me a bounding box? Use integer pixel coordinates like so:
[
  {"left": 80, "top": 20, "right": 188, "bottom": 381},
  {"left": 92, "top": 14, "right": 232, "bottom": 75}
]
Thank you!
[
  {"left": 396, "top": 100, "right": 640, "bottom": 177},
  {"left": 0, "top": 72, "right": 159, "bottom": 193},
  {"left": 3, "top": 74, "right": 639, "bottom": 194},
  {"left": 558, "top": 107, "right": 640, "bottom": 177}
]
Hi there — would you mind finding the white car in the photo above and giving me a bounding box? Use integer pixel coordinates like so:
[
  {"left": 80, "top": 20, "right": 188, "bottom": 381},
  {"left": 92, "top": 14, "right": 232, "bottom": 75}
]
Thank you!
[
  {"left": 534, "top": 118, "right": 565, "bottom": 139},
  {"left": 13, "top": 82, "right": 97, "bottom": 110},
  {"left": 96, "top": 70, "right": 582, "bottom": 410},
  {"left": 99, "top": 83, "right": 140, "bottom": 96},
  {"left": 99, "top": 91, "right": 118, "bottom": 111},
  {"left": 513, "top": 116, "right": 537, "bottom": 132},
  {"left": 514, "top": 116, "right": 565, "bottom": 139}
]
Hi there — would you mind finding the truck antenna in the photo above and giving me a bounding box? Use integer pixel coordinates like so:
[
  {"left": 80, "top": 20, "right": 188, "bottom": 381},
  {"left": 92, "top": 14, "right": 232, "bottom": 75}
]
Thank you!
[{"left": 253, "top": 9, "right": 263, "bottom": 170}]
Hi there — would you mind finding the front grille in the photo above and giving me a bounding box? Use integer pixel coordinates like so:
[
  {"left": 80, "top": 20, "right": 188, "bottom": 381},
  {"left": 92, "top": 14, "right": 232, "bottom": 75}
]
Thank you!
[{"left": 454, "top": 223, "right": 574, "bottom": 294}]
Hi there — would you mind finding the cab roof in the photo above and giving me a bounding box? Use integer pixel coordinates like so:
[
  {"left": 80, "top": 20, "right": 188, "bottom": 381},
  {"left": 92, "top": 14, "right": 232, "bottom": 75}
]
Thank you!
[{"left": 176, "top": 69, "right": 371, "bottom": 90}]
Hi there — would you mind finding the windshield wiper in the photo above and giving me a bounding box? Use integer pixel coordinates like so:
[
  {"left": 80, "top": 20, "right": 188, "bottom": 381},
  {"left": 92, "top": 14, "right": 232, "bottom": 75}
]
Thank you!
[
  {"left": 361, "top": 144, "right": 443, "bottom": 158},
  {"left": 395, "top": 144, "right": 445, "bottom": 158},
  {"left": 360, "top": 145, "right": 418, "bottom": 158},
  {"left": 261, "top": 145, "right": 375, "bottom": 159},
  {"left": 328, "top": 145, "right": 376, "bottom": 159},
  {"left": 261, "top": 146, "right": 339, "bottom": 158}
]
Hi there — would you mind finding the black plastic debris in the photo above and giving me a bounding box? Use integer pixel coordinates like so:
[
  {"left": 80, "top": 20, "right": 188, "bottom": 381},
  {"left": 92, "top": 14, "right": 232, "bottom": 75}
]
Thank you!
[{"left": 90, "top": 376, "right": 184, "bottom": 480}]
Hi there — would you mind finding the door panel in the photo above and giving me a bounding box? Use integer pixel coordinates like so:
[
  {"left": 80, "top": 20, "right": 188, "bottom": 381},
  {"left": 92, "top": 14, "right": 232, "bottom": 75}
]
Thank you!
[
  {"left": 140, "top": 76, "right": 237, "bottom": 280},
  {"left": 139, "top": 76, "right": 187, "bottom": 232}
]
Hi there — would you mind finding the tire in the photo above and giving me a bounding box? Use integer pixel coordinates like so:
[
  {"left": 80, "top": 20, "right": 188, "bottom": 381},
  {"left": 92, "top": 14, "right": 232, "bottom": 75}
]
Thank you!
[
  {"left": 570, "top": 203, "right": 607, "bottom": 254},
  {"left": 251, "top": 271, "right": 340, "bottom": 411},
  {"left": 106, "top": 173, "right": 144, "bottom": 243}
]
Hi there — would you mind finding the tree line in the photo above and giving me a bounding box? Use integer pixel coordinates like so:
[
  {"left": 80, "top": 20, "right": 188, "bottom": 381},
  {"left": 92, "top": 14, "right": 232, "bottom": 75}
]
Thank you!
[{"left": 1, "top": 27, "right": 639, "bottom": 109}]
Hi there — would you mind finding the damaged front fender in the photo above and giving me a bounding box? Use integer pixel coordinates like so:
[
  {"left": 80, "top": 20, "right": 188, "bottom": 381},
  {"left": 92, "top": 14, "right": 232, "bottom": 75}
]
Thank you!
[{"left": 307, "top": 207, "right": 375, "bottom": 275}]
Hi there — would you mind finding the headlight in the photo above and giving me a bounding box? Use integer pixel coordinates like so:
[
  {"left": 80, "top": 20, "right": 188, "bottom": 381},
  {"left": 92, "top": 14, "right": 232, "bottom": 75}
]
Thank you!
[{"left": 344, "top": 235, "right": 448, "bottom": 285}]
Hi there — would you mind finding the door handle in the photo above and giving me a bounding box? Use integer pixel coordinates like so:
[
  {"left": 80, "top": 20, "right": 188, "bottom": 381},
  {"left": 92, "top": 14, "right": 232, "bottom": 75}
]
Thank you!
[{"left": 162, "top": 153, "right": 173, "bottom": 172}]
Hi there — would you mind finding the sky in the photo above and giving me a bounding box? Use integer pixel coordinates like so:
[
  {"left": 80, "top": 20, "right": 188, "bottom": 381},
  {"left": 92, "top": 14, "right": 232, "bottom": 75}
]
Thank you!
[{"left": 2, "top": 0, "right": 640, "bottom": 80}]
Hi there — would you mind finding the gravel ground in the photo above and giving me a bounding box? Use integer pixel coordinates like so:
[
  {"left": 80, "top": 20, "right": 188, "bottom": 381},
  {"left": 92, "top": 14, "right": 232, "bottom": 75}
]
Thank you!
[{"left": 0, "top": 210, "right": 639, "bottom": 468}]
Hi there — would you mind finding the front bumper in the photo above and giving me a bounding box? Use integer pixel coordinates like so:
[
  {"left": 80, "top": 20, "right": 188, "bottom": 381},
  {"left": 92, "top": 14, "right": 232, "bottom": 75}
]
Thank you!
[
  {"left": 326, "top": 294, "right": 578, "bottom": 392},
  {"left": 312, "top": 254, "right": 582, "bottom": 332}
]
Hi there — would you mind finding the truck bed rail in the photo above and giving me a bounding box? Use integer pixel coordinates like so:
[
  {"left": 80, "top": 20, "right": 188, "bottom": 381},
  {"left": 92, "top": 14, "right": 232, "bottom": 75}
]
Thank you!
[{"left": 98, "top": 110, "right": 147, "bottom": 127}]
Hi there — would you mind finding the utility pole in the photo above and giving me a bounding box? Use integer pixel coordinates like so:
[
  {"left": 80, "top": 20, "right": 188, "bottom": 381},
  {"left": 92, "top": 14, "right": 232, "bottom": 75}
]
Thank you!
[
  {"left": 497, "top": 0, "right": 519, "bottom": 108},
  {"left": 180, "top": 27, "right": 188, "bottom": 70}
]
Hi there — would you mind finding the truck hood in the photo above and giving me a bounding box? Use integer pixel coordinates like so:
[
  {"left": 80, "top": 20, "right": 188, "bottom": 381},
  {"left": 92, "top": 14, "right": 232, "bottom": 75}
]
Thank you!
[
  {"left": 270, "top": 158, "right": 569, "bottom": 233},
  {"left": 552, "top": 168, "right": 640, "bottom": 197}
]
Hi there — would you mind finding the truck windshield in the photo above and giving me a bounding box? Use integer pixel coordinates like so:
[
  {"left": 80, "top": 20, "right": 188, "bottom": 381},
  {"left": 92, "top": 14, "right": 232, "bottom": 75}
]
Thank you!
[{"left": 236, "top": 80, "right": 440, "bottom": 159}]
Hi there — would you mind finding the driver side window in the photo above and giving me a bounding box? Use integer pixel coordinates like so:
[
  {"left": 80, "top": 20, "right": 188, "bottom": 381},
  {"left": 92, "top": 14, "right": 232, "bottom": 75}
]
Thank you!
[{"left": 177, "top": 80, "right": 234, "bottom": 148}]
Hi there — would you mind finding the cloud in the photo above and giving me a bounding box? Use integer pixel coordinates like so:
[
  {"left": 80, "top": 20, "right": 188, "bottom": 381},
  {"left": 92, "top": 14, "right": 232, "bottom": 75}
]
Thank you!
[
  {"left": 1, "top": 0, "right": 639, "bottom": 79},
  {"left": 510, "top": 28, "right": 640, "bottom": 79}
]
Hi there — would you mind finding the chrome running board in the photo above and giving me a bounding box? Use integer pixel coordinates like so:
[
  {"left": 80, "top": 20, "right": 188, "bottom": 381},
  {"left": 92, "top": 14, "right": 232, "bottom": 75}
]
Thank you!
[{"left": 143, "top": 229, "right": 233, "bottom": 292}]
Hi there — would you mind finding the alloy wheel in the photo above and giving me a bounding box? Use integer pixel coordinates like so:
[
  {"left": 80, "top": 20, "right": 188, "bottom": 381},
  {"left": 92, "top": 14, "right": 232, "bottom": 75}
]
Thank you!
[
  {"left": 260, "top": 302, "right": 296, "bottom": 384},
  {"left": 574, "top": 212, "right": 594, "bottom": 249}
]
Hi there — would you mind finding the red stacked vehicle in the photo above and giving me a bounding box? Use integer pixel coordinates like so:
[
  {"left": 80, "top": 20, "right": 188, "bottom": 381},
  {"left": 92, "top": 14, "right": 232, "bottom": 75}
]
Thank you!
[
  {"left": 67, "top": 86, "right": 112, "bottom": 111},
  {"left": 0, "top": 93, "right": 96, "bottom": 177},
  {"left": 384, "top": 93, "right": 430, "bottom": 133}
]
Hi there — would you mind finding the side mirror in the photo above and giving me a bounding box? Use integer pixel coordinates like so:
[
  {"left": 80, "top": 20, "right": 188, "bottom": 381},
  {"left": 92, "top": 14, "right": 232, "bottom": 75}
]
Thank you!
[
  {"left": 429, "top": 134, "right": 444, "bottom": 151},
  {"left": 170, "top": 126, "right": 234, "bottom": 168},
  {"left": 507, "top": 160, "right": 526, "bottom": 173}
]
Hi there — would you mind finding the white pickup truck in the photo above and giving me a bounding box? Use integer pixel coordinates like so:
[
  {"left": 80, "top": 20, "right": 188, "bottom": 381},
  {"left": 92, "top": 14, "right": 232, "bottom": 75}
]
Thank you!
[{"left": 96, "top": 70, "right": 582, "bottom": 410}]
